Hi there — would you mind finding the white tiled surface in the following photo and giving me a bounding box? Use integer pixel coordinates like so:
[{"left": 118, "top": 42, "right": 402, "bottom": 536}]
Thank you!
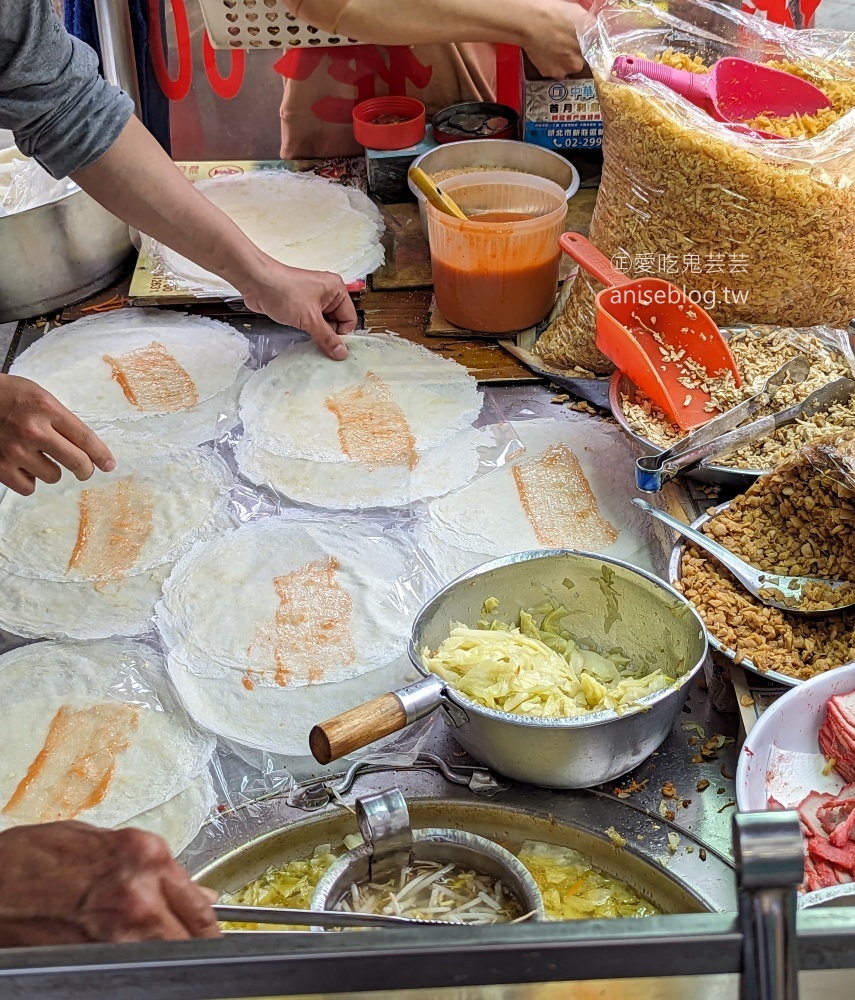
[{"left": 815, "top": 1, "right": 854, "bottom": 29}]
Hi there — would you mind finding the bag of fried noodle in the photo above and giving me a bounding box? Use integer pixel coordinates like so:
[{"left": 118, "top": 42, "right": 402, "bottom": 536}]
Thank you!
[{"left": 536, "top": 0, "right": 855, "bottom": 375}]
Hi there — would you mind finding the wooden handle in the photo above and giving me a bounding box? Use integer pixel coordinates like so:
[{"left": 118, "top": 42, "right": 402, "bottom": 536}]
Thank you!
[
  {"left": 408, "top": 166, "right": 468, "bottom": 220},
  {"left": 310, "top": 693, "right": 408, "bottom": 765}
]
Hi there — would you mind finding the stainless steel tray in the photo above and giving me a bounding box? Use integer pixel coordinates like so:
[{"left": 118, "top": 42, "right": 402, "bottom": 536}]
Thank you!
[
  {"left": 667, "top": 505, "right": 800, "bottom": 688},
  {"left": 611, "top": 372, "right": 763, "bottom": 490}
]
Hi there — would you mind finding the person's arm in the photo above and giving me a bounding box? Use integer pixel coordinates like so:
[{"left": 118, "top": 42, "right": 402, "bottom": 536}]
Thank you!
[
  {"left": 1, "top": 1, "right": 356, "bottom": 360},
  {"left": 71, "top": 117, "right": 356, "bottom": 360},
  {"left": 288, "top": 0, "right": 590, "bottom": 78},
  {"left": 0, "top": 822, "right": 220, "bottom": 945},
  {"left": 0, "top": 374, "right": 115, "bottom": 496}
]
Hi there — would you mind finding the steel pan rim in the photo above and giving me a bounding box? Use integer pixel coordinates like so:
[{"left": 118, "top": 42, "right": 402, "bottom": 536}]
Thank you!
[
  {"left": 409, "top": 548, "right": 709, "bottom": 731},
  {"left": 0, "top": 181, "right": 81, "bottom": 222}
]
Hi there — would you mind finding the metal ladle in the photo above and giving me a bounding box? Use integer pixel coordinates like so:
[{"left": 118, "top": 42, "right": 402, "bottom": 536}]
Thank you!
[{"left": 633, "top": 498, "right": 855, "bottom": 617}]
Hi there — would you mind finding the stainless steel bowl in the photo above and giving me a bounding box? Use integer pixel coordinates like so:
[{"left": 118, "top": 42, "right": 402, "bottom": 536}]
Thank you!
[
  {"left": 409, "top": 139, "right": 580, "bottom": 239},
  {"left": 0, "top": 188, "right": 133, "bottom": 322},
  {"left": 193, "top": 773, "right": 734, "bottom": 914},
  {"left": 609, "top": 371, "right": 763, "bottom": 490},
  {"left": 409, "top": 550, "right": 709, "bottom": 788},
  {"left": 311, "top": 828, "right": 545, "bottom": 922},
  {"left": 667, "top": 504, "right": 800, "bottom": 688}
]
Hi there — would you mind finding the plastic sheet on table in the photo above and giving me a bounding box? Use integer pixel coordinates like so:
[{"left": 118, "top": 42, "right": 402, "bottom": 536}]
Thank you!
[{"left": 0, "top": 147, "right": 76, "bottom": 215}]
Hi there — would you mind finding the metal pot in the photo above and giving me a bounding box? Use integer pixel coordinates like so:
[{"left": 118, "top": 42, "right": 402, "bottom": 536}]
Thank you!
[
  {"left": 310, "top": 550, "right": 709, "bottom": 789},
  {"left": 408, "top": 139, "right": 581, "bottom": 239},
  {"left": 0, "top": 188, "right": 133, "bottom": 322},
  {"left": 310, "top": 788, "right": 545, "bottom": 925}
]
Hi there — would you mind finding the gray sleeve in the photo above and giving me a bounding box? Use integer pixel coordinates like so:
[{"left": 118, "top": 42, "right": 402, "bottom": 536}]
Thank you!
[{"left": 0, "top": 0, "right": 134, "bottom": 178}]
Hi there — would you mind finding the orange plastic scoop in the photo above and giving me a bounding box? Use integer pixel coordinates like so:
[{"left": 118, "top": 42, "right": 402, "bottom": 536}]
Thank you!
[{"left": 560, "top": 233, "right": 742, "bottom": 431}]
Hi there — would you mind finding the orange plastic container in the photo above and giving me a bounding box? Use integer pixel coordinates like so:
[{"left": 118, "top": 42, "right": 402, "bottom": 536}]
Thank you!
[{"left": 426, "top": 172, "right": 566, "bottom": 334}]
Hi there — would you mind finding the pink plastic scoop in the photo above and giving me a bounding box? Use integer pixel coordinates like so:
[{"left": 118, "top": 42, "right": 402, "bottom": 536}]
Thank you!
[{"left": 612, "top": 55, "right": 831, "bottom": 137}]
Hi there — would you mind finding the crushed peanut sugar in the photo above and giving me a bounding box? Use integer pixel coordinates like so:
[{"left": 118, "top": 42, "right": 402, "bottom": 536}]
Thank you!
[{"left": 677, "top": 432, "right": 855, "bottom": 680}]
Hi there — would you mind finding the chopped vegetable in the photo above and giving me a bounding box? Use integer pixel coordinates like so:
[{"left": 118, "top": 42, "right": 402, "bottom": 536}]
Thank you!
[
  {"left": 423, "top": 600, "right": 675, "bottom": 719},
  {"left": 335, "top": 861, "right": 523, "bottom": 924},
  {"left": 221, "top": 844, "right": 342, "bottom": 930},
  {"left": 517, "top": 841, "right": 660, "bottom": 921}
]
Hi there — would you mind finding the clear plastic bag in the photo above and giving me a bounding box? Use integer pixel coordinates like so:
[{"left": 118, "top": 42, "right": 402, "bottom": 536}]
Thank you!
[{"left": 537, "top": 0, "right": 855, "bottom": 373}]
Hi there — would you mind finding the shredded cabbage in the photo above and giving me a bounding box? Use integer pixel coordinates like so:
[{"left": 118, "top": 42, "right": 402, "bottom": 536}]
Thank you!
[
  {"left": 220, "top": 844, "right": 341, "bottom": 930},
  {"left": 516, "top": 841, "right": 661, "bottom": 921},
  {"left": 423, "top": 600, "right": 674, "bottom": 719}
]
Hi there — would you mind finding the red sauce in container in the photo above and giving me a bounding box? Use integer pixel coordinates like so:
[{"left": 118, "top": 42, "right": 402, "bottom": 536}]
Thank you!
[{"left": 429, "top": 207, "right": 564, "bottom": 334}]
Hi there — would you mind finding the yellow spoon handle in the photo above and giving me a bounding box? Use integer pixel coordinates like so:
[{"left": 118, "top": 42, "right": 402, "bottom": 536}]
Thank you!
[{"left": 408, "top": 166, "right": 468, "bottom": 220}]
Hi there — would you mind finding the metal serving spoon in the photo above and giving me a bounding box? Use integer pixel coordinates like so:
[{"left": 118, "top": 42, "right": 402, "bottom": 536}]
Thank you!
[
  {"left": 632, "top": 498, "right": 855, "bottom": 618},
  {"left": 214, "top": 903, "right": 448, "bottom": 929}
]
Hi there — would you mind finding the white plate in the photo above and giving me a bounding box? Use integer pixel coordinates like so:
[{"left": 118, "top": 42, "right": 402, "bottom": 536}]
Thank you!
[{"left": 736, "top": 661, "right": 855, "bottom": 811}]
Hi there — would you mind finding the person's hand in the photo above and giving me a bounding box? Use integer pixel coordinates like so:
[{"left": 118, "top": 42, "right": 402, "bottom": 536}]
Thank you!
[
  {"left": 523, "top": 0, "right": 589, "bottom": 79},
  {"left": 0, "top": 374, "right": 115, "bottom": 496},
  {"left": 239, "top": 259, "right": 358, "bottom": 361},
  {"left": 0, "top": 822, "right": 221, "bottom": 946}
]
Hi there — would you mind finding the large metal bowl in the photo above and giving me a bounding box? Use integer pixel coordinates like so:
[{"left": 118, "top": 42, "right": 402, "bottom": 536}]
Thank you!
[
  {"left": 609, "top": 371, "right": 763, "bottom": 490},
  {"left": 193, "top": 772, "right": 734, "bottom": 914},
  {"left": 409, "top": 139, "right": 580, "bottom": 239},
  {"left": 409, "top": 550, "right": 709, "bottom": 788},
  {"left": 0, "top": 188, "right": 133, "bottom": 322}
]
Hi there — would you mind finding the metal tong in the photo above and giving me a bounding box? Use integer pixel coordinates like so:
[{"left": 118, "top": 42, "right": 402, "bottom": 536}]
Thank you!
[
  {"left": 635, "top": 357, "right": 820, "bottom": 492},
  {"left": 214, "top": 904, "right": 447, "bottom": 930}
]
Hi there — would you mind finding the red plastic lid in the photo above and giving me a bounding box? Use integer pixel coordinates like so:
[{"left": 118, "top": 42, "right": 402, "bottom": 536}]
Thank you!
[{"left": 352, "top": 97, "right": 426, "bottom": 151}]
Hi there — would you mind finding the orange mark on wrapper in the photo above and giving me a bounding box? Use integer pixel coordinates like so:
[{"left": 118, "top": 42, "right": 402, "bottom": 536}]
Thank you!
[
  {"left": 325, "top": 371, "right": 418, "bottom": 469},
  {"left": 103, "top": 341, "right": 199, "bottom": 412},
  {"left": 513, "top": 444, "right": 618, "bottom": 549},
  {"left": 245, "top": 557, "right": 357, "bottom": 690},
  {"left": 67, "top": 477, "right": 155, "bottom": 580},
  {"left": 3, "top": 703, "right": 140, "bottom": 823}
]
